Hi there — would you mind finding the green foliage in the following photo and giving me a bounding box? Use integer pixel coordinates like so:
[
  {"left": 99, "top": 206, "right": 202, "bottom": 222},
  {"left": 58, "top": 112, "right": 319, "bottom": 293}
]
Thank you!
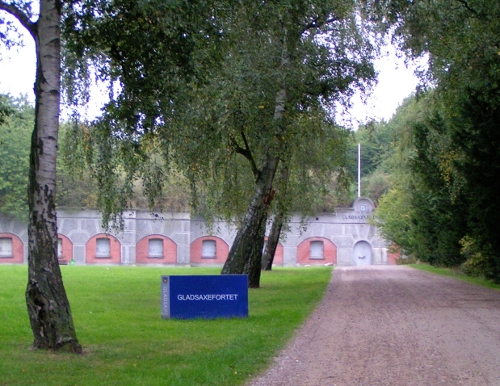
[
  {"left": 172, "top": 1, "right": 376, "bottom": 221},
  {"left": 57, "top": 122, "right": 99, "bottom": 209},
  {"left": 59, "top": 0, "right": 226, "bottom": 226},
  {"left": 0, "top": 265, "right": 332, "bottom": 386},
  {"left": 348, "top": 104, "right": 417, "bottom": 204},
  {"left": 369, "top": 0, "right": 500, "bottom": 279},
  {"left": 0, "top": 99, "right": 189, "bottom": 216},
  {"left": 351, "top": 121, "right": 393, "bottom": 178},
  {"left": 410, "top": 106, "right": 468, "bottom": 266},
  {"left": 374, "top": 93, "right": 467, "bottom": 267},
  {"left": 459, "top": 236, "right": 490, "bottom": 278},
  {"left": 446, "top": 89, "right": 500, "bottom": 281},
  {"left": 59, "top": 118, "right": 193, "bottom": 223},
  {"left": 0, "top": 93, "right": 14, "bottom": 124},
  {"left": 362, "top": 169, "right": 391, "bottom": 205},
  {"left": 415, "top": 0, "right": 500, "bottom": 278},
  {"left": 375, "top": 185, "right": 415, "bottom": 257},
  {"left": 0, "top": 95, "right": 32, "bottom": 219},
  {"left": 62, "top": 0, "right": 223, "bottom": 122},
  {"left": 63, "top": 1, "right": 379, "bottom": 230}
]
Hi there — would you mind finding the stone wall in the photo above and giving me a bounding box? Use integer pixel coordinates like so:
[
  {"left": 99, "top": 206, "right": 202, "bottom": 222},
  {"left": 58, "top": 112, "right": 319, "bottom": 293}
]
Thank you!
[{"left": 0, "top": 197, "right": 398, "bottom": 266}]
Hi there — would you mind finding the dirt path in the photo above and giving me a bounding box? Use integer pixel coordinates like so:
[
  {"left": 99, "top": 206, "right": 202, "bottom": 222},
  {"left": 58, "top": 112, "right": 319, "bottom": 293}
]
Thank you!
[{"left": 247, "top": 266, "right": 500, "bottom": 386}]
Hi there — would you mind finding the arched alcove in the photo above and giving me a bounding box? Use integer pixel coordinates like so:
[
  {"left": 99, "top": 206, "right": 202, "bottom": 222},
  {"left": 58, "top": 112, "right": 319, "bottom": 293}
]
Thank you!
[
  {"left": 297, "top": 237, "right": 337, "bottom": 265},
  {"left": 136, "top": 234, "right": 177, "bottom": 264},
  {"left": 190, "top": 236, "right": 229, "bottom": 265},
  {"left": 353, "top": 240, "right": 372, "bottom": 266},
  {"left": 0, "top": 233, "right": 24, "bottom": 264},
  {"left": 86, "top": 234, "right": 121, "bottom": 264}
]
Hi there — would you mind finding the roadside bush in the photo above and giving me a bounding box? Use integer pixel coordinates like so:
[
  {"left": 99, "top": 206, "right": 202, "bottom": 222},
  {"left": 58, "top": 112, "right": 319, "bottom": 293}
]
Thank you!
[
  {"left": 396, "top": 254, "right": 419, "bottom": 265},
  {"left": 460, "top": 236, "right": 488, "bottom": 278}
]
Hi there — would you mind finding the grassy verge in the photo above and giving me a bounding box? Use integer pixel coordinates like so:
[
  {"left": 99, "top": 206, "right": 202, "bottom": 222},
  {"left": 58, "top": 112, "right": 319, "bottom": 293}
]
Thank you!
[
  {"left": 0, "top": 265, "right": 331, "bottom": 386},
  {"left": 409, "top": 263, "right": 500, "bottom": 290}
]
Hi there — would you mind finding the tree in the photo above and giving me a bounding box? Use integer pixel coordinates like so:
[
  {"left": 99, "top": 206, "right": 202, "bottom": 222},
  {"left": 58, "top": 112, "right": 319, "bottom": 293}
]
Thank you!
[
  {"left": 58, "top": 121, "right": 192, "bottom": 212},
  {"left": 348, "top": 121, "right": 395, "bottom": 203},
  {"left": 60, "top": 0, "right": 225, "bottom": 227},
  {"left": 0, "top": 93, "right": 14, "bottom": 123},
  {"left": 0, "top": 95, "right": 32, "bottom": 219},
  {"left": 67, "top": 1, "right": 373, "bottom": 287},
  {"left": 1, "top": 0, "right": 222, "bottom": 351},
  {"left": 0, "top": 0, "right": 82, "bottom": 352},
  {"left": 168, "top": 1, "right": 375, "bottom": 287},
  {"left": 261, "top": 165, "right": 288, "bottom": 271},
  {"left": 366, "top": 96, "right": 423, "bottom": 257},
  {"left": 374, "top": 93, "right": 469, "bottom": 267},
  {"left": 382, "top": 0, "right": 500, "bottom": 278}
]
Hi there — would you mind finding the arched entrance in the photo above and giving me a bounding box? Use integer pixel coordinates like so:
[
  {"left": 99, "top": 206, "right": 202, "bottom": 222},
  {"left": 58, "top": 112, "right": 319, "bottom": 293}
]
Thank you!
[{"left": 353, "top": 241, "right": 372, "bottom": 266}]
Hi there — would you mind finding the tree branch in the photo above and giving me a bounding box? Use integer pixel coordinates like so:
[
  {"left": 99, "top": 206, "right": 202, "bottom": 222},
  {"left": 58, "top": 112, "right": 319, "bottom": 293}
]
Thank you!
[
  {"left": 231, "top": 131, "right": 259, "bottom": 178},
  {"left": 455, "top": 0, "right": 479, "bottom": 16},
  {"left": 0, "top": 1, "right": 37, "bottom": 39},
  {"left": 301, "top": 16, "right": 338, "bottom": 35}
]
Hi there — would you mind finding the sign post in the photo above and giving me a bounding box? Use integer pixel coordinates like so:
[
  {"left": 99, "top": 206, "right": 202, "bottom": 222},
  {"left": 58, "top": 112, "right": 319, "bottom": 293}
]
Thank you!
[{"left": 161, "top": 275, "right": 248, "bottom": 319}]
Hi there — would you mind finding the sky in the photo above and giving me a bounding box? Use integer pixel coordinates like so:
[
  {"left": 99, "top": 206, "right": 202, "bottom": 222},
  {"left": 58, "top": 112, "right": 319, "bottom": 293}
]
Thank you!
[
  {"left": 341, "top": 52, "right": 423, "bottom": 128},
  {"left": 0, "top": 37, "right": 36, "bottom": 102},
  {"left": 0, "top": 33, "right": 422, "bottom": 129}
]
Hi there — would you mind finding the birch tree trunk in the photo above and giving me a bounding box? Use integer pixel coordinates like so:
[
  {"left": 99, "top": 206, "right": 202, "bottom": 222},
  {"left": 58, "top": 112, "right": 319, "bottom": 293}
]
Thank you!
[
  {"left": 262, "top": 211, "right": 284, "bottom": 270},
  {"left": 221, "top": 154, "right": 278, "bottom": 287},
  {"left": 262, "top": 163, "right": 289, "bottom": 270},
  {"left": 24, "top": 0, "right": 81, "bottom": 352}
]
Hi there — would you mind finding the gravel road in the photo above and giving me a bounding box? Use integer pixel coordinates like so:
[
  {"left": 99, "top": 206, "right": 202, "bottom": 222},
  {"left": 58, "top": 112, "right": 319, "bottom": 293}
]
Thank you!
[{"left": 247, "top": 265, "right": 500, "bottom": 386}]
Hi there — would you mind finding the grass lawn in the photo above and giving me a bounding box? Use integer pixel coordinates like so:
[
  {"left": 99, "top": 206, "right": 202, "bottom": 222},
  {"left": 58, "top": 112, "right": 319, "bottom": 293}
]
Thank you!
[
  {"left": 0, "top": 265, "right": 332, "bottom": 386},
  {"left": 409, "top": 263, "right": 500, "bottom": 290}
]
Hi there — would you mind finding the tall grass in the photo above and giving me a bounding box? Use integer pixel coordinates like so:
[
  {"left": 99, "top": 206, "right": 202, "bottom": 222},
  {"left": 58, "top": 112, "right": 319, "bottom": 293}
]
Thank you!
[{"left": 0, "top": 265, "right": 331, "bottom": 386}]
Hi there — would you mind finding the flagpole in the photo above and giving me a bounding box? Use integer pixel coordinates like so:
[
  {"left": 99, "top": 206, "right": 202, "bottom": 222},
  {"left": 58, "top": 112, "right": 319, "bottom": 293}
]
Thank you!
[{"left": 358, "top": 143, "right": 361, "bottom": 198}]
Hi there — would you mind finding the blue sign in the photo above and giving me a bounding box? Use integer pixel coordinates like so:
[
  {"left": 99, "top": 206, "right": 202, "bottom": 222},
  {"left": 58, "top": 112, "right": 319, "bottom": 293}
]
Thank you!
[{"left": 161, "top": 275, "right": 248, "bottom": 319}]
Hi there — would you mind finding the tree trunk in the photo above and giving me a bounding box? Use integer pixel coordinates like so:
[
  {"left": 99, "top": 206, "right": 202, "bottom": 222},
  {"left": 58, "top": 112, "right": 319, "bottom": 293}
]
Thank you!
[
  {"left": 221, "top": 154, "right": 279, "bottom": 288},
  {"left": 242, "top": 209, "right": 267, "bottom": 288},
  {"left": 25, "top": 0, "right": 82, "bottom": 353},
  {"left": 262, "top": 211, "right": 284, "bottom": 270},
  {"left": 262, "top": 163, "right": 289, "bottom": 270}
]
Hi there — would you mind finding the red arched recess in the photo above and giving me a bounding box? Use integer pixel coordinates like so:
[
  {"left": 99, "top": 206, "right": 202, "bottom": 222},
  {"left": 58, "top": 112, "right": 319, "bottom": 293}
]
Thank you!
[
  {"left": 190, "top": 236, "right": 229, "bottom": 265},
  {"left": 85, "top": 234, "right": 121, "bottom": 264},
  {"left": 264, "top": 237, "right": 284, "bottom": 266},
  {"left": 0, "top": 233, "right": 24, "bottom": 264},
  {"left": 296, "top": 237, "right": 337, "bottom": 265},
  {"left": 136, "top": 234, "right": 177, "bottom": 264},
  {"left": 57, "top": 233, "right": 73, "bottom": 265}
]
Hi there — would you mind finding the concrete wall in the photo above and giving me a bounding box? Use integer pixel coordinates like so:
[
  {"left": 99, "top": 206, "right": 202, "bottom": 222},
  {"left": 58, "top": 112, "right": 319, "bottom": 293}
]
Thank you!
[{"left": 0, "top": 197, "right": 398, "bottom": 266}]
